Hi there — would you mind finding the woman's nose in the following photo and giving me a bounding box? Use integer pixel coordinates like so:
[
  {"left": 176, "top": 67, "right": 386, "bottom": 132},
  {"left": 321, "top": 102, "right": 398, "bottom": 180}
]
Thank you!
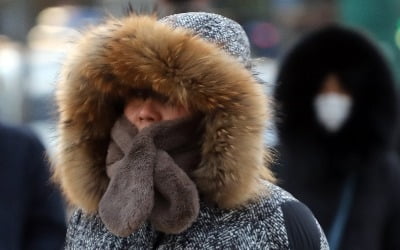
[{"left": 138, "top": 99, "right": 161, "bottom": 123}]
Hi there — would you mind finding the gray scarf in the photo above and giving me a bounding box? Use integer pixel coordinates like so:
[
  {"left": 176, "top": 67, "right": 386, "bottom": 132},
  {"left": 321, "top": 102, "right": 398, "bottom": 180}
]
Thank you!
[{"left": 99, "top": 115, "right": 202, "bottom": 237}]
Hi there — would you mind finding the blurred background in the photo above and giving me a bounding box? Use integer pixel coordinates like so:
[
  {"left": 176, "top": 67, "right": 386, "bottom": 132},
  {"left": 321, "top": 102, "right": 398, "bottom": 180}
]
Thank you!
[{"left": 0, "top": 0, "right": 399, "bottom": 149}]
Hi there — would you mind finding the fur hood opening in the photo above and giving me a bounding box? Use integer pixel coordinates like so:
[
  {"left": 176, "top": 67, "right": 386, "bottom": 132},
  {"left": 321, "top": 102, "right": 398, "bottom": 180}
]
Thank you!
[{"left": 53, "top": 14, "right": 274, "bottom": 213}]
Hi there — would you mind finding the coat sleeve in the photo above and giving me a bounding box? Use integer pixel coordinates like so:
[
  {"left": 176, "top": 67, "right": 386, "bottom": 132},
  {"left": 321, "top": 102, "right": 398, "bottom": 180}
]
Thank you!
[
  {"left": 23, "top": 131, "right": 67, "bottom": 250},
  {"left": 384, "top": 207, "right": 400, "bottom": 250},
  {"left": 65, "top": 210, "right": 158, "bottom": 249},
  {"left": 383, "top": 157, "right": 400, "bottom": 250},
  {"left": 281, "top": 200, "right": 329, "bottom": 250}
]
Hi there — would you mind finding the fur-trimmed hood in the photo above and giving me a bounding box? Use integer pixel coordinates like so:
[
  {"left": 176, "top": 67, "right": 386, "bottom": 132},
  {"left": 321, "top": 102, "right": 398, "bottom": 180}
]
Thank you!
[{"left": 53, "top": 14, "right": 274, "bottom": 213}]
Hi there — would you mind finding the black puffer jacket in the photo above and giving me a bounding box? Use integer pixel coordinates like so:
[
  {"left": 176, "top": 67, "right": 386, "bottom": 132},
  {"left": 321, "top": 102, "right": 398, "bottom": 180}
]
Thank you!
[{"left": 273, "top": 25, "right": 400, "bottom": 250}]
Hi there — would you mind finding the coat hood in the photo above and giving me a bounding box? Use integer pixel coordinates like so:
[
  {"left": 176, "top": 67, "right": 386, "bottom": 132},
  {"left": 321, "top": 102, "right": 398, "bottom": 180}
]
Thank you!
[
  {"left": 53, "top": 13, "right": 274, "bottom": 213},
  {"left": 274, "top": 25, "right": 399, "bottom": 154}
]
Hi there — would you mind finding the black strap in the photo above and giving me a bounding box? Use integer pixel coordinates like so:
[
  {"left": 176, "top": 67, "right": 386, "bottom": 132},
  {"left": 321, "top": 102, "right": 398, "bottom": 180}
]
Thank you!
[{"left": 282, "top": 201, "right": 322, "bottom": 250}]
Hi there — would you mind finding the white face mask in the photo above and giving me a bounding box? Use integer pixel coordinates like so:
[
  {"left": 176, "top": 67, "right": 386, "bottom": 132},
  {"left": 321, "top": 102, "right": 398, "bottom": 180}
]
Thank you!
[{"left": 314, "top": 93, "right": 353, "bottom": 132}]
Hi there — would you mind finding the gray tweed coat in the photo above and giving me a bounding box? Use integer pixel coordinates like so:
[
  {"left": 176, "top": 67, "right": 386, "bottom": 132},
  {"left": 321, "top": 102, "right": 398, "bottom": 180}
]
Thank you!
[{"left": 65, "top": 182, "right": 329, "bottom": 249}]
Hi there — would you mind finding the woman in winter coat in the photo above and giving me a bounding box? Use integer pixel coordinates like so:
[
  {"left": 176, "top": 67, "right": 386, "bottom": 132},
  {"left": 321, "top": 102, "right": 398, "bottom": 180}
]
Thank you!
[
  {"left": 273, "top": 25, "right": 400, "bottom": 250},
  {"left": 53, "top": 12, "right": 328, "bottom": 249}
]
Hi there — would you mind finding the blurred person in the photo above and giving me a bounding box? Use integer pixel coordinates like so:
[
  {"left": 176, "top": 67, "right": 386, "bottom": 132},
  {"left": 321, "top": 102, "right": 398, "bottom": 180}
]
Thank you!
[
  {"left": 0, "top": 122, "right": 66, "bottom": 249},
  {"left": 52, "top": 12, "right": 329, "bottom": 249},
  {"left": 273, "top": 25, "right": 400, "bottom": 250}
]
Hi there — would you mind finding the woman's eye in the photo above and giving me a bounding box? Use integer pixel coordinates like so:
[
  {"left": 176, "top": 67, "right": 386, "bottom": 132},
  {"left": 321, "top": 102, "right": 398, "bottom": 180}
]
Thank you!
[
  {"left": 129, "top": 89, "right": 170, "bottom": 103},
  {"left": 157, "top": 95, "right": 169, "bottom": 104},
  {"left": 133, "top": 90, "right": 148, "bottom": 99},
  {"left": 149, "top": 91, "right": 169, "bottom": 103}
]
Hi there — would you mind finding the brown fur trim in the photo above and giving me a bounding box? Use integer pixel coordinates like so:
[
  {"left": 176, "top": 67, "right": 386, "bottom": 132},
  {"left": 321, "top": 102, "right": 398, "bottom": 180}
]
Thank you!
[{"left": 53, "top": 15, "right": 275, "bottom": 212}]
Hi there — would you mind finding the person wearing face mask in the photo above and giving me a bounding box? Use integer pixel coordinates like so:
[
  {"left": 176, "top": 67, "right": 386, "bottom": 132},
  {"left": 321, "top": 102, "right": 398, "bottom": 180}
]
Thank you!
[
  {"left": 273, "top": 25, "right": 400, "bottom": 250},
  {"left": 52, "top": 12, "right": 329, "bottom": 249},
  {"left": 314, "top": 74, "right": 353, "bottom": 133}
]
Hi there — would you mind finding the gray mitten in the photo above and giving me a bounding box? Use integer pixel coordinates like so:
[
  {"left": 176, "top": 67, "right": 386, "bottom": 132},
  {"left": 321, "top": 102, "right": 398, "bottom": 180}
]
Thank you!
[
  {"left": 150, "top": 150, "right": 199, "bottom": 234},
  {"left": 147, "top": 116, "right": 203, "bottom": 233},
  {"left": 99, "top": 117, "right": 156, "bottom": 237}
]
